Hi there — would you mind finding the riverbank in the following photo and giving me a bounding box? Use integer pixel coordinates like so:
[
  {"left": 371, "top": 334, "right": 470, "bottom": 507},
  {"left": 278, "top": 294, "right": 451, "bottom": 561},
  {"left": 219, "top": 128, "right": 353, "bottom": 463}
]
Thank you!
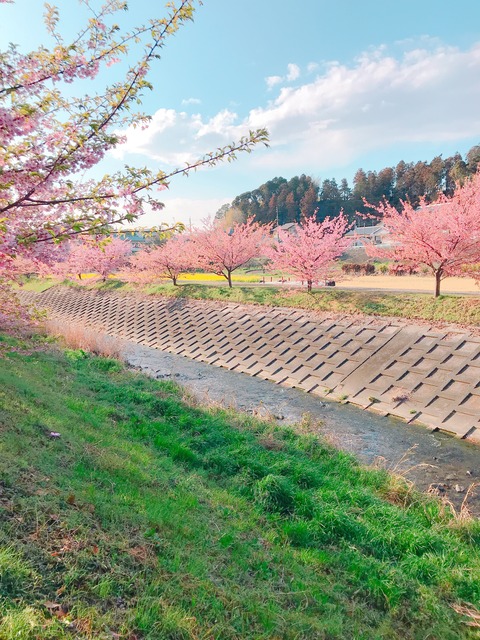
[
  {"left": 21, "top": 287, "right": 480, "bottom": 441},
  {"left": 17, "top": 277, "right": 480, "bottom": 328},
  {"left": 125, "top": 340, "right": 480, "bottom": 516},
  {"left": 1, "top": 334, "right": 479, "bottom": 638}
]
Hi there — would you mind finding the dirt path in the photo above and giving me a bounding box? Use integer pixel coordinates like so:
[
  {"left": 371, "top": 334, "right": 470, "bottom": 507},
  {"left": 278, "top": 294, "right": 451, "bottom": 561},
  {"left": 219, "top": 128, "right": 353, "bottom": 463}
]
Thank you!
[
  {"left": 177, "top": 274, "right": 480, "bottom": 295},
  {"left": 338, "top": 275, "right": 480, "bottom": 295}
]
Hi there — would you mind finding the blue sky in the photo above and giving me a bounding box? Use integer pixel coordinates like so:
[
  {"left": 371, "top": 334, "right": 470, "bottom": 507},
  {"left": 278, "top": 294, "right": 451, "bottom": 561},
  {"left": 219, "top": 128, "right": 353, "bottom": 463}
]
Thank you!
[{"left": 2, "top": 0, "right": 480, "bottom": 227}]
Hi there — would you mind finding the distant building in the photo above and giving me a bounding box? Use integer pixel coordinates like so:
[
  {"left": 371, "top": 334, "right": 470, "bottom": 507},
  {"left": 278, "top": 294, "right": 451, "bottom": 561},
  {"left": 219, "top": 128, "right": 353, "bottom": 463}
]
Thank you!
[
  {"left": 276, "top": 222, "right": 299, "bottom": 235},
  {"left": 415, "top": 202, "right": 448, "bottom": 213},
  {"left": 111, "top": 228, "right": 158, "bottom": 252},
  {"left": 346, "top": 222, "right": 390, "bottom": 248}
]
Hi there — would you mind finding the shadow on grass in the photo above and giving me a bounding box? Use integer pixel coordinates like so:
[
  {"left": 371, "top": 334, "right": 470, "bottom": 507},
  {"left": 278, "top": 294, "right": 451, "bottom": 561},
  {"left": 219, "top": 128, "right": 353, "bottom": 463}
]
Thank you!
[{"left": 96, "top": 279, "right": 128, "bottom": 291}]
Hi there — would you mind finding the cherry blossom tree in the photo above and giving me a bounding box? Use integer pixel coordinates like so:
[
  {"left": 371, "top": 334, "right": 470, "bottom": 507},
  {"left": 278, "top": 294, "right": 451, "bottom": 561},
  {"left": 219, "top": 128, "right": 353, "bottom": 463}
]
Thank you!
[
  {"left": 0, "top": 0, "right": 268, "bottom": 328},
  {"left": 55, "top": 237, "right": 132, "bottom": 282},
  {"left": 268, "top": 215, "right": 352, "bottom": 292},
  {"left": 127, "top": 234, "right": 193, "bottom": 286},
  {"left": 364, "top": 171, "right": 480, "bottom": 297},
  {"left": 191, "top": 218, "right": 270, "bottom": 287}
]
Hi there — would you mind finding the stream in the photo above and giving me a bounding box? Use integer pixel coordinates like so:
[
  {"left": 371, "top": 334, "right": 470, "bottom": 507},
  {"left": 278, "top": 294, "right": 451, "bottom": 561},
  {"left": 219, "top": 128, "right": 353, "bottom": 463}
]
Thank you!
[{"left": 123, "top": 341, "right": 480, "bottom": 517}]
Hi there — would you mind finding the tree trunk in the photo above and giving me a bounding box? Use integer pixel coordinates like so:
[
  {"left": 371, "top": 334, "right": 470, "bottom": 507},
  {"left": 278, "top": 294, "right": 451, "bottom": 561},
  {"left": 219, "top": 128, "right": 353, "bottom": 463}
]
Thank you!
[
  {"left": 227, "top": 271, "right": 232, "bottom": 288},
  {"left": 434, "top": 270, "right": 442, "bottom": 298},
  {"left": 307, "top": 279, "right": 312, "bottom": 293},
  {"left": 172, "top": 276, "right": 177, "bottom": 286}
]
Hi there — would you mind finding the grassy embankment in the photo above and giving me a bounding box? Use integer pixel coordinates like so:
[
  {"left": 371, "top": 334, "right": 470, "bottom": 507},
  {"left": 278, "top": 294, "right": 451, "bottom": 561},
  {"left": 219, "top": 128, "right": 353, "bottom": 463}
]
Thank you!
[
  {"left": 1, "top": 334, "right": 480, "bottom": 639},
  {"left": 144, "top": 283, "right": 480, "bottom": 326},
  {"left": 22, "top": 275, "right": 480, "bottom": 327}
]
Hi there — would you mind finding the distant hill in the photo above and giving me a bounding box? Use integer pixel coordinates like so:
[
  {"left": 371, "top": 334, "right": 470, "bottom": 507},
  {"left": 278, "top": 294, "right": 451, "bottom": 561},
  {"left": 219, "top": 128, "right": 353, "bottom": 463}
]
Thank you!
[{"left": 215, "top": 144, "right": 480, "bottom": 225}]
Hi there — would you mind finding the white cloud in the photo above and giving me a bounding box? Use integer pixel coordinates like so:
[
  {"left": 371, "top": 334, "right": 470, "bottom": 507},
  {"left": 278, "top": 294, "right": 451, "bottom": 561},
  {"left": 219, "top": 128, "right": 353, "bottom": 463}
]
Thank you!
[
  {"left": 266, "top": 75, "right": 283, "bottom": 89},
  {"left": 181, "top": 97, "right": 201, "bottom": 105},
  {"left": 196, "top": 109, "right": 238, "bottom": 137},
  {"left": 249, "top": 43, "right": 480, "bottom": 169},
  {"left": 286, "top": 63, "right": 300, "bottom": 81},
  {"left": 111, "top": 42, "right": 480, "bottom": 176},
  {"left": 265, "top": 62, "right": 301, "bottom": 89}
]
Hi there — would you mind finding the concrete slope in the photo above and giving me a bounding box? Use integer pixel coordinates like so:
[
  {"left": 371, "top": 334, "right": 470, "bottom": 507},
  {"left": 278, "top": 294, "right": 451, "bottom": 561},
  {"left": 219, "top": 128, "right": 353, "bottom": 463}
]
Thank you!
[{"left": 21, "top": 287, "right": 480, "bottom": 442}]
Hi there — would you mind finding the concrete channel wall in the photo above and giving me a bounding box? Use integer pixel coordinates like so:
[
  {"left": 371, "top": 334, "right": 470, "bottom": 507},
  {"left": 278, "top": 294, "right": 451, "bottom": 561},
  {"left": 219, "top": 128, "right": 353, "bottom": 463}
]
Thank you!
[{"left": 21, "top": 287, "right": 480, "bottom": 442}]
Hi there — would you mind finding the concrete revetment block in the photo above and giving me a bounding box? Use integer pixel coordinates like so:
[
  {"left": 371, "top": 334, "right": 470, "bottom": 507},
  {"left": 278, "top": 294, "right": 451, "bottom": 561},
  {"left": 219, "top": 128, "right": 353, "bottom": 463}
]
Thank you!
[{"left": 20, "top": 288, "right": 480, "bottom": 442}]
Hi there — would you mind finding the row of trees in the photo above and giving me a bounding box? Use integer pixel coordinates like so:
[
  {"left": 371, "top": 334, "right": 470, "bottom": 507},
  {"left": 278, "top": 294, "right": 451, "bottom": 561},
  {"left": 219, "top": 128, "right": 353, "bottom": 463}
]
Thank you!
[
  {"left": 51, "top": 214, "right": 351, "bottom": 292},
  {"left": 216, "top": 145, "right": 480, "bottom": 226},
  {"left": 215, "top": 175, "right": 319, "bottom": 227},
  {"left": 324, "top": 148, "right": 480, "bottom": 220},
  {"left": 9, "top": 172, "right": 478, "bottom": 305},
  {"left": 1, "top": 0, "right": 479, "bottom": 332},
  {"left": 48, "top": 169, "right": 480, "bottom": 297}
]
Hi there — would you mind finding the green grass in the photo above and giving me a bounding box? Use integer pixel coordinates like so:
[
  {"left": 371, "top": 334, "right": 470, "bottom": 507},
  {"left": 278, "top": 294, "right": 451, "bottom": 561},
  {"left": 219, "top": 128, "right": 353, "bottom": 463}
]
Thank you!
[
  {"left": 1, "top": 335, "right": 479, "bottom": 638},
  {"left": 13, "top": 277, "right": 59, "bottom": 293},
  {"left": 143, "top": 281, "right": 480, "bottom": 326}
]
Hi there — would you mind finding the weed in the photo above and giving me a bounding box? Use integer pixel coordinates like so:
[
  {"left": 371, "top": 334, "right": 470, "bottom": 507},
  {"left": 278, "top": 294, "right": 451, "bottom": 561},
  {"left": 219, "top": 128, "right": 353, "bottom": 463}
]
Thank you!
[{"left": 391, "top": 390, "right": 410, "bottom": 403}]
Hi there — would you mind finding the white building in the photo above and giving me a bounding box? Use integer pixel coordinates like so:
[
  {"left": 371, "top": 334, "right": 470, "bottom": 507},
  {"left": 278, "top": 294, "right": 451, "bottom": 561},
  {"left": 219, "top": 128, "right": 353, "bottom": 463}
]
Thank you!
[{"left": 346, "top": 222, "right": 391, "bottom": 248}]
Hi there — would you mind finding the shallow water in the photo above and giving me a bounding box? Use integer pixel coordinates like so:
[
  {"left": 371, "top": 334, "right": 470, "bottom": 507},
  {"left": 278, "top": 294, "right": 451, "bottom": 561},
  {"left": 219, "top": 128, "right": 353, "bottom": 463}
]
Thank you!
[{"left": 124, "top": 341, "right": 480, "bottom": 516}]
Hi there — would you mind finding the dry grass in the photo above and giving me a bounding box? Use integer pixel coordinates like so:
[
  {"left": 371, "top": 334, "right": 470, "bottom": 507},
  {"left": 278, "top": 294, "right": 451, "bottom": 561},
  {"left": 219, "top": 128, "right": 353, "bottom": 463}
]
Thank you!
[
  {"left": 373, "top": 447, "right": 479, "bottom": 525},
  {"left": 44, "top": 319, "right": 125, "bottom": 359},
  {"left": 451, "top": 602, "right": 480, "bottom": 628},
  {"left": 373, "top": 446, "right": 437, "bottom": 509},
  {"left": 445, "top": 483, "right": 480, "bottom": 523}
]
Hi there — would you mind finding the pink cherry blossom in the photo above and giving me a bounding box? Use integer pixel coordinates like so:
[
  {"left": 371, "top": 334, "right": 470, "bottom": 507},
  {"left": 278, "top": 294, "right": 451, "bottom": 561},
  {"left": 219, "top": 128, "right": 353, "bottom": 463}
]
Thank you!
[
  {"left": 363, "top": 171, "right": 480, "bottom": 296},
  {"left": 127, "top": 235, "right": 194, "bottom": 286},
  {"left": 190, "top": 218, "right": 271, "bottom": 287},
  {"left": 0, "top": 1, "right": 268, "bottom": 329},
  {"left": 268, "top": 215, "right": 352, "bottom": 292},
  {"left": 53, "top": 238, "right": 132, "bottom": 282}
]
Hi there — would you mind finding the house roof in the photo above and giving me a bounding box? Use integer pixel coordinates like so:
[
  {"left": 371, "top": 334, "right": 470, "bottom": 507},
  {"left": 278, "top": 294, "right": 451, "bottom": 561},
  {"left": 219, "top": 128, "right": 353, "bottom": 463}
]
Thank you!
[
  {"left": 345, "top": 224, "right": 386, "bottom": 237},
  {"left": 277, "top": 222, "right": 298, "bottom": 232}
]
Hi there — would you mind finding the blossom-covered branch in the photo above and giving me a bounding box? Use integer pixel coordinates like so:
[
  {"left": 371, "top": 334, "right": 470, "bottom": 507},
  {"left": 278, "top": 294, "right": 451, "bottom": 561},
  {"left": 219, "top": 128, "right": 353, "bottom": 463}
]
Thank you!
[{"left": 0, "top": 0, "right": 268, "bottom": 266}]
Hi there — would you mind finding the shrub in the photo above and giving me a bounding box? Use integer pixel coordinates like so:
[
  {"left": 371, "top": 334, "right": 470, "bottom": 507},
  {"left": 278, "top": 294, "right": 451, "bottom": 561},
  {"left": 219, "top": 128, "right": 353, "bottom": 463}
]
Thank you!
[
  {"left": 342, "top": 263, "right": 376, "bottom": 275},
  {"left": 388, "top": 264, "right": 419, "bottom": 276}
]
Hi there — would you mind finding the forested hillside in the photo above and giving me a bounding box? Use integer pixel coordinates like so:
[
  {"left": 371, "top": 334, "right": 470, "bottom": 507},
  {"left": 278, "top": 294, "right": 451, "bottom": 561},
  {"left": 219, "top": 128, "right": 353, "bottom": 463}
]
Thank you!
[{"left": 216, "top": 144, "right": 480, "bottom": 225}]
